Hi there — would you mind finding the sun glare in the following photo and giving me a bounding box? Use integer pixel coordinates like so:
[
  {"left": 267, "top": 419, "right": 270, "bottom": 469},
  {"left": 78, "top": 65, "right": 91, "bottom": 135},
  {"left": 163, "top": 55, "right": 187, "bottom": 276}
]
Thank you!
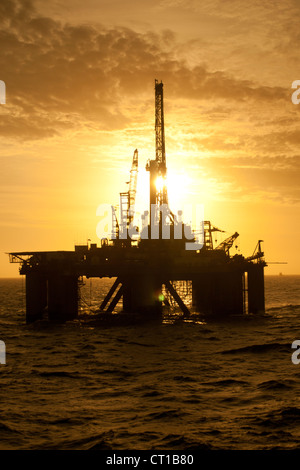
[
  {"left": 166, "top": 171, "right": 192, "bottom": 209},
  {"left": 155, "top": 176, "right": 165, "bottom": 192},
  {"left": 134, "top": 165, "right": 196, "bottom": 230}
]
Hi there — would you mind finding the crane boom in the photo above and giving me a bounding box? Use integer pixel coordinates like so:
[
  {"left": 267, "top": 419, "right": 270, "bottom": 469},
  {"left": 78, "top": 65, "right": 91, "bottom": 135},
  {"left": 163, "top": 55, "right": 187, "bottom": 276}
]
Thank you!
[
  {"left": 119, "top": 149, "right": 139, "bottom": 244},
  {"left": 128, "top": 149, "right": 138, "bottom": 225},
  {"left": 215, "top": 232, "right": 239, "bottom": 255},
  {"left": 246, "top": 240, "right": 265, "bottom": 263}
]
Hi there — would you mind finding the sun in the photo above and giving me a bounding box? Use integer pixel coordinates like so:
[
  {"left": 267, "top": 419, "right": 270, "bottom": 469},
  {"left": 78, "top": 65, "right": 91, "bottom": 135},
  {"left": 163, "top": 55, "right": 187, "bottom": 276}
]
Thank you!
[
  {"left": 155, "top": 175, "right": 165, "bottom": 192},
  {"left": 134, "top": 166, "right": 194, "bottom": 227}
]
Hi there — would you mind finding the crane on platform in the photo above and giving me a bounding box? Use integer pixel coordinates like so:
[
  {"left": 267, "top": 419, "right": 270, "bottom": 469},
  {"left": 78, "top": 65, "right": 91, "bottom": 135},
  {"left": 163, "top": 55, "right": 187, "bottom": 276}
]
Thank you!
[
  {"left": 124, "top": 148, "right": 139, "bottom": 228},
  {"left": 203, "top": 221, "right": 224, "bottom": 250},
  {"left": 246, "top": 239, "right": 265, "bottom": 263},
  {"left": 215, "top": 232, "right": 239, "bottom": 256},
  {"left": 115, "top": 149, "right": 139, "bottom": 243}
]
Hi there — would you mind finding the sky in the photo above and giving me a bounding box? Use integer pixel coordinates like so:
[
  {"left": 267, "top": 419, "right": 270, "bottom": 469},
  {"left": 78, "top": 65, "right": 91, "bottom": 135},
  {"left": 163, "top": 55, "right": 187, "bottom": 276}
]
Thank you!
[{"left": 1, "top": 0, "right": 300, "bottom": 276}]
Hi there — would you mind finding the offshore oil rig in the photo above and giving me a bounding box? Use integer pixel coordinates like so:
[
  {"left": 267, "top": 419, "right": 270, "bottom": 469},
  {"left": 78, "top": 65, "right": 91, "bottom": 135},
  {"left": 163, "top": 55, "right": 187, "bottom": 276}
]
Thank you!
[{"left": 8, "top": 80, "right": 267, "bottom": 324}]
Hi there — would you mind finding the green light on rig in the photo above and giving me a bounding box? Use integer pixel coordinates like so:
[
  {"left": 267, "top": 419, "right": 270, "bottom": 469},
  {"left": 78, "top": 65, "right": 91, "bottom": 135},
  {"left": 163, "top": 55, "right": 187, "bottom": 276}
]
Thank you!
[{"left": 158, "top": 294, "right": 165, "bottom": 302}]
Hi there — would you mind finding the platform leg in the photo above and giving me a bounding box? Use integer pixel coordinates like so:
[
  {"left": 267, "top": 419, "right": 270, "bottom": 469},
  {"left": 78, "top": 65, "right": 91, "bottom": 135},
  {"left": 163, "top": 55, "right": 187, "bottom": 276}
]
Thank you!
[
  {"left": 192, "top": 270, "right": 244, "bottom": 316},
  {"left": 48, "top": 275, "right": 78, "bottom": 322},
  {"left": 248, "top": 264, "right": 265, "bottom": 314},
  {"left": 25, "top": 272, "right": 47, "bottom": 324},
  {"left": 122, "top": 274, "right": 162, "bottom": 316}
]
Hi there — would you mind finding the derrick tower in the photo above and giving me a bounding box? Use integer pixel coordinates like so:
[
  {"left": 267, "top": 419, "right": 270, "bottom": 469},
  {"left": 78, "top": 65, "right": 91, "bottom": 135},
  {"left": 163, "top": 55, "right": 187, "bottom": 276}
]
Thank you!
[{"left": 146, "top": 80, "right": 169, "bottom": 223}]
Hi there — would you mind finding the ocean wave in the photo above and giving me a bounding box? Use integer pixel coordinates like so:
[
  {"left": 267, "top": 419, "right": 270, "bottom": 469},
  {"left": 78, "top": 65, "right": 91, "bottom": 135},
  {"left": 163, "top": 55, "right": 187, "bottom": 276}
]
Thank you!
[
  {"left": 247, "top": 406, "right": 300, "bottom": 429},
  {"left": 0, "top": 421, "right": 20, "bottom": 435},
  {"left": 147, "top": 409, "right": 186, "bottom": 420},
  {"left": 267, "top": 304, "right": 300, "bottom": 312},
  {"left": 34, "top": 431, "right": 115, "bottom": 450},
  {"left": 33, "top": 370, "right": 80, "bottom": 379},
  {"left": 205, "top": 378, "right": 249, "bottom": 387},
  {"left": 97, "top": 368, "right": 135, "bottom": 379},
  {"left": 220, "top": 342, "right": 291, "bottom": 355},
  {"left": 157, "top": 433, "right": 214, "bottom": 450},
  {"left": 173, "top": 375, "right": 197, "bottom": 382},
  {"left": 142, "top": 390, "right": 161, "bottom": 397},
  {"left": 257, "top": 379, "right": 295, "bottom": 391}
]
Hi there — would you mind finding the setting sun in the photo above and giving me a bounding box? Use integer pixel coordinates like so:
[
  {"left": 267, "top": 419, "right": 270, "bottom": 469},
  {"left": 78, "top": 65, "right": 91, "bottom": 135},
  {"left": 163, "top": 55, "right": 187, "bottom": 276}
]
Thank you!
[{"left": 155, "top": 175, "right": 165, "bottom": 192}]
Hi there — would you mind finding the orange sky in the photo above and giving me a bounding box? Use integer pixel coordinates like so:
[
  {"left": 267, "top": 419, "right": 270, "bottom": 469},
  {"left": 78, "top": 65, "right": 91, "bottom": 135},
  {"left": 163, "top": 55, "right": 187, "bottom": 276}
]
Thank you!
[{"left": 1, "top": 0, "right": 300, "bottom": 276}]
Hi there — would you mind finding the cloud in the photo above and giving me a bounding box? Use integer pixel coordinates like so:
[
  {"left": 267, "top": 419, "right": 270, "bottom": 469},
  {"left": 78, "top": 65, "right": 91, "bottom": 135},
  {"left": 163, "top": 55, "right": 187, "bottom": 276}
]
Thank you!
[
  {"left": 0, "top": 0, "right": 290, "bottom": 141},
  {"left": 186, "top": 153, "right": 300, "bottom": 205},
  {"left": 0, "top": 0, "right": 35, "bottom": 27}
]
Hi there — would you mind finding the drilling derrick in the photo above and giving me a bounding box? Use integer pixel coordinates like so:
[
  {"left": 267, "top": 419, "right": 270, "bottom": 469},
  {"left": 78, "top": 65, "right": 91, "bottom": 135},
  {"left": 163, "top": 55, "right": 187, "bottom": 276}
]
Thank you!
[
  {"left": 146, "top": 80, "right": 169, "bottom": 225},
  {"left": 154, "top": 79, "right": 167, "bottom": 206}
]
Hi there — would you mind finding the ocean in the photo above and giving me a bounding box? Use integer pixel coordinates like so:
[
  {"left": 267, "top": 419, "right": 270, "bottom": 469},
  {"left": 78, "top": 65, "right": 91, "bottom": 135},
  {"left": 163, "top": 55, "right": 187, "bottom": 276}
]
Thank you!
[{"left": 0, "top": 274, "right": 300, "bottom": 451}]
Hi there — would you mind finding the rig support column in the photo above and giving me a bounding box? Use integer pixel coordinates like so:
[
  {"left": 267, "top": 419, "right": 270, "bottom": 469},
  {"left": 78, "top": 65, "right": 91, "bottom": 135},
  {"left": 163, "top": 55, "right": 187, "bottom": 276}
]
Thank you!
[
  {"left": 192, "top": 269, "right": 244, "bottom": 316},
  {"left": 247, "top": 264, "right": 265, "bottom": 314},
  {"left": 122, "top": 273, "right": 162, "bottom": 316},
  {"left": 222, "top": 270, "right": 244, "bottom": 315},
  {"left": 48, "top": 275, "right": 78, "bottom": 322},
  {"left": 192, "top": 273, "right": 212, "bottom": 315},
  {"left": 25, "top": 272, "right": 47, "bottom": 324}
]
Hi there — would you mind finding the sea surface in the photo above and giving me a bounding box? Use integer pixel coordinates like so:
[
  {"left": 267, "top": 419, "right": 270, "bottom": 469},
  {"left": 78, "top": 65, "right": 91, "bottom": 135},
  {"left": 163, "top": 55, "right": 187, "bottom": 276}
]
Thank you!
[{"left": 0, "top": 274, "right": 300, "bottom": 450}]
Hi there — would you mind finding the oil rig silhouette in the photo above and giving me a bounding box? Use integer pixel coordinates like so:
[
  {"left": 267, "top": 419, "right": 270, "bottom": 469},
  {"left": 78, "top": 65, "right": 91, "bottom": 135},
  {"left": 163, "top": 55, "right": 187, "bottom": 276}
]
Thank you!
[{"left": 8, "top": 80, "right": 267, "bottom": 324}]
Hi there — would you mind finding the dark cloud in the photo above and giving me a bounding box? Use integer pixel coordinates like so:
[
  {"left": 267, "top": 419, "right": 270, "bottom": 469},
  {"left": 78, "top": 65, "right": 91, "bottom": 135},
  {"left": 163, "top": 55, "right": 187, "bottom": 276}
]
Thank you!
[
  {"left": 187, "top": 154, "right": 300, "bottom": 204},
  {"left": 250, "top": 130, "right": 300, "bottom": 154},
  {"left": 0, "top": 0, "right": 35, "bottom": 28},
  {"left": 0, "top": 0, "right": 289, "bottom": 140}
]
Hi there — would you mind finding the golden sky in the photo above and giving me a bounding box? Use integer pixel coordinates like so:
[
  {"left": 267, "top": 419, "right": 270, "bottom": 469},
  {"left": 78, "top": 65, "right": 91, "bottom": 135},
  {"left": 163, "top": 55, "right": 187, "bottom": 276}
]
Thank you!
[{"left": 1, "top": 0, "right": 300, "bottom": 276}]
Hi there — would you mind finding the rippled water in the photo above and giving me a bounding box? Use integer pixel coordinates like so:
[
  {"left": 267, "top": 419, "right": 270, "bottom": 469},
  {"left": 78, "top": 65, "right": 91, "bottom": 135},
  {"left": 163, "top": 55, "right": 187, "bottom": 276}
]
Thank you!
[{"left": 0, "top": 275, "right": 299, "bottom": 450}]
